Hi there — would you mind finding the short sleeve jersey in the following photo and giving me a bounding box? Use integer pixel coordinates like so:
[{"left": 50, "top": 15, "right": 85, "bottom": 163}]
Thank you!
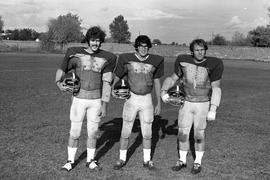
[
  {"left": 114, "top": 53, "right": 164, "bottom": 95},
  {"left": 174, "top": 54, "right": 224, "bottom": 102},
  {"left": 60, "top": 46, "right": 117, "bottom": 99}
]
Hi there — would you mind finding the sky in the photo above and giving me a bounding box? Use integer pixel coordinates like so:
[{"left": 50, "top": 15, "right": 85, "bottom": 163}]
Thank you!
[{"left": 0, "top": 0, "right": 270, "bottom": 44}]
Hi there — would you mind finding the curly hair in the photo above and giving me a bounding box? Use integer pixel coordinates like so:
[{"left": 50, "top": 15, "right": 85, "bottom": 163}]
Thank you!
[
  {"left": 85, "top": 26, "right": 106, "bottom": 45},
  {"left": 134, "top": 35, "right": 152, "bottom": 50},
  {"left": 189, "top": 39, "right": 208, "bottom": 52}
]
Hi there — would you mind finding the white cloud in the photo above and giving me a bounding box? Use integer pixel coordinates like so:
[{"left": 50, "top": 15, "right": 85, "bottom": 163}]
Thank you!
[
  {"left": 253, "top": 17, "right": 268, "bottom": 27},
  {"left": 127, "top": 8, "right": 183, "bottom": 21},
  {"left": 226, "top": 16, "right": 268, "bottom": 30},
  {"left": 226, "top": 16, "right": 242, "bottom": 27}
]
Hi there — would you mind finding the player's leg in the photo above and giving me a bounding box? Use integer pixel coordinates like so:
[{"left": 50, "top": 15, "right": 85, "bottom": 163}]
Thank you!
[
  {"left": 192, "top": 101, "right": 209, "bottom": 174},
  {"left": 172, "top": 101, "right": 193, "bottom": 171},
  {"left": 114, "top": 99, "right": 137, "bottom": 170},
  {"left": 139, "top": 94, "right": 155, "bottom": 170},
  {"left": 86, "top": 99, "right": 102, "bottom": 170},
  {"left": 62, "top": 97, "right": 86, "bottom": 171}
]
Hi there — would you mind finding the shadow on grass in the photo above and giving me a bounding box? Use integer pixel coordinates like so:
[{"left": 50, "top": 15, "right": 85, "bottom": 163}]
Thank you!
[
  {"left": 73, "top": 115, "right": 176, "bottom": 166},
  {"left": 165, "top": 119, "right": 196, "bottom": 160},
  {"left": 151, "top": 115, "right": 168, "bottom": 158},
  {"left": 73, "top": 117, "right": 122, "bottom": 168},
  {"left": 95, "top": 117, "right": 122, "bottom": 160}
]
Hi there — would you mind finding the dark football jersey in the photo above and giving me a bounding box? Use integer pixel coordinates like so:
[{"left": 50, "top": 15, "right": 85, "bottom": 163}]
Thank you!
[
  {"left": 114, "top": 53, "right": 164, "bottom": 95},
  {"left": 60, "top": 47, "right": 117, "bottom": 99},
  {"left": 174, "top": 54, "right": 224, "bottom": 102}
]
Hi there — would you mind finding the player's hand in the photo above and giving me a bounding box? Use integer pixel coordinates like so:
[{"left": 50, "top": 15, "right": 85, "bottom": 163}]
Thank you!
[
  {"left": 56, "top": 81, "right": 68, "bottom": 91},
  {"left": 207, "top": 111, "right": 216, "bottom": 121},
  {"left": 99, "top": 102, "right": 107, "bottom": 118},
  {"left": 154, "top": 102, "right": 161, "bottom": 115},
  {"left": 161, "top": 92, "right": 170, "bottom": 103}
]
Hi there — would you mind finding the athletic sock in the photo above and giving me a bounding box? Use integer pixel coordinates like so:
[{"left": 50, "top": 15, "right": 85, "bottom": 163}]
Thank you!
[
  {"left": 119, "top": 149, "right": 127, "bottom": 162},
  {"left": 67, "top": 146, "right": 77, "bottom": 163},
  {"left": 87, "top": 148, "right": 96, "bottom": 162},
  {"left": 143, "top": 149, "right": 151, "bottom": 162},
  {"left": 179, "top": 150, "right": 188, "bottom": 164},
  {"left": 194, "top": 151, "right": 204, "bottom": 165}
]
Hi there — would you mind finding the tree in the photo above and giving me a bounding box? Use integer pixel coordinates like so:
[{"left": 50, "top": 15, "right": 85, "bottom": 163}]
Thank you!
[
  {"left": 10, "top": 29, "right": 19, "bottom": 40},
  {"left": 231, "top": 31, "right": 250, "bottom": 46},
  {"left": 44, "top": 13, "right": 83, "bottom": 49},
  {"left": 152, "top": 39, "right": 162, "bottom": 45},
  {"left": 0, "top": 16, "right": 4, "bottom": 33},
  {"left": 3, "top": 28, "right": 40, "bottom": 40},
  {"left": 212, "top": 34, "right": 227, "bottom": 45},
  {"left": 18, "top": 28, "right": 39, "bottom": 40},
  {"left": 248, "top": 26, "right": 270, "bottom": 47},
  {"left": 109, "top": 15, "right": 131, "bottom": 43}
]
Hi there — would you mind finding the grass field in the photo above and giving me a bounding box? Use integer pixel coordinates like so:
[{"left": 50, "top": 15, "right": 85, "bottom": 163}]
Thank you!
[{"left": 0, "top": 52, "right": 269, "bottom": 180}]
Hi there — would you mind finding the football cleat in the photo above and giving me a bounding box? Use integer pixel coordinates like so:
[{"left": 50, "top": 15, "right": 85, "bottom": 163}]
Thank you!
[
  {"left": 167, "top": 85, "right": 185, "bottom": 107},
  {"left": 113, "top": 159, "right": 126, "bottom": 170},
  {"left": 61, "top": 160, "right": 74, "bottom": 172},
  {"left": 62, "top": 71, "right": 80, "bottom": 95},
  {"left": 112, "top": 79, "right": 130, "bottom": 100},
  {"left": 171, "top": 160, "right": 187, "bottom": 171},
  {"left": 143, "top": 160, "right": 156, "bottom": 170},
  {"left": 191, "top": 163, "right": 202, "bottom": 174},
  {"left": 86, "top": 159, "right": 102, "bottom": 171}
]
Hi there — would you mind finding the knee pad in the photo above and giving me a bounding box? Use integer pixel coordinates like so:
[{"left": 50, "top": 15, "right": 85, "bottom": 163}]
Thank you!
[
  {"left": 178, "top": 127, "right": 190, "bottom": 142},
  {"left": 194, "top": 129, "right": 205, "bottom": 143},
  {"left": 88, "top": 130, "right": 99, "bottom": 139},
  {"left": 141, "top": 122, "right": 152, "bottom": 140},
  {"left": 121, "top": 130, "right": 131, "bottom": 139},
  {"left": 69, "top": 122, "right": 82, "bottom": 140},
  {"left": 87, "top": 125, "right": 99, "bottom": 139},
  {"left": 142, "top": 131, "right": 152, "bottom": 140}
]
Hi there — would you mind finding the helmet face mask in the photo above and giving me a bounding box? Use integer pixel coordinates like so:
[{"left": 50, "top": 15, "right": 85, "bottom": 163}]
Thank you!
[{"left": 62, "top": 72, "right": 80, "bottom": 95}]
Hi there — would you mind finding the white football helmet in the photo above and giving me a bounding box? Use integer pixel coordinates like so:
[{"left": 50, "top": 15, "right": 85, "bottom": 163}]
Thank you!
[
  {"left": 167, "top": 85, "right": 185, "bottom": 107},
  {"left": 112, "top": 79, "right": 130, "bottom": 100}
]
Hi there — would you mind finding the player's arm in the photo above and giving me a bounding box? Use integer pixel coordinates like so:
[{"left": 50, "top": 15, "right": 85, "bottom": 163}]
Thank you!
[
  {"left": 99, "top": 72, "right": 114, "bottom": 117},
  {"left": 161, "top": 73, "right": 179, "bottom": 102},
  {"left": 55, "top": 69, "right": 67, "bottom": 91},
  {"left": 207, "top": 80, "right": 222, "bottom": 121},
  {"left": 101, "top": 72, "right": 113, "bottom": 103},
  {"left": 111, "top": 75, "right": 120, "bottom": 89},
  {"left": 56, "top": 48, "right": 75, "bottom": 92},
  {"left": 154, "top": 78, "right": 161, "bottom": 115}
]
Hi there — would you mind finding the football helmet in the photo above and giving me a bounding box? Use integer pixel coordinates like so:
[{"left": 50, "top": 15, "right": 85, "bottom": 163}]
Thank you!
[
  {"left": 62, "top": 71, "right": 80, "bottom": 95},
  {"left": 112, "top": 79, "right": 130, "bottom": 100},
  {"left": 167, "top": 85, "right": 185, "bottom": 107}
]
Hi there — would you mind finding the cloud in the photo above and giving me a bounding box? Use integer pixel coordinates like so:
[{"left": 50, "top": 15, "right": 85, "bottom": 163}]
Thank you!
[
  {"left": 253, "top": 17, "right": 268, "bottom": 27},
  {"left": 128, "top": 8, "right": 183, "bottom": 21},
  {"left": 226, "top": 16, "right": 242, "bottom": 27},
  {"left": 225, "top": 16, "right": 268, "bottom": 30}
]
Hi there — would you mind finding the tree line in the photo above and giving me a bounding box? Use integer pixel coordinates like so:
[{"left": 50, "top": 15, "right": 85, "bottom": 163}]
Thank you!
[{"left": 1, "top": 10, "right": 270, "bottom": 47}]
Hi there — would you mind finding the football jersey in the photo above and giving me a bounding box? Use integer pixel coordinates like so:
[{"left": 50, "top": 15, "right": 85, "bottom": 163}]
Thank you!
[
  {"left": 114, "top": 53, "right": 164, "bottom": 95},
  {"left": 60, "top": 47, "right": 117, "bottom": 99},
  {"left": 174, "top": 54, "right": 224, "bottom": 102}
]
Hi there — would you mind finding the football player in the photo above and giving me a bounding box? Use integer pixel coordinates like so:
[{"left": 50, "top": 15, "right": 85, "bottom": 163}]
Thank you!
[
  {"left": 161, "top": 39, "right": 224, "bottom": 174},
  {"left": 112, "top": 35, "right": 164, "bottom": 170},
  {"left": 55, "top": 26, "right": 117, "bottom": 171}
]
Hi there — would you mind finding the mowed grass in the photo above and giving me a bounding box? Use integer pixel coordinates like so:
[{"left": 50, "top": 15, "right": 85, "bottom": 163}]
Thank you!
[{"left": 0, "top": 52, "right": 269, "bottom": 180}]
